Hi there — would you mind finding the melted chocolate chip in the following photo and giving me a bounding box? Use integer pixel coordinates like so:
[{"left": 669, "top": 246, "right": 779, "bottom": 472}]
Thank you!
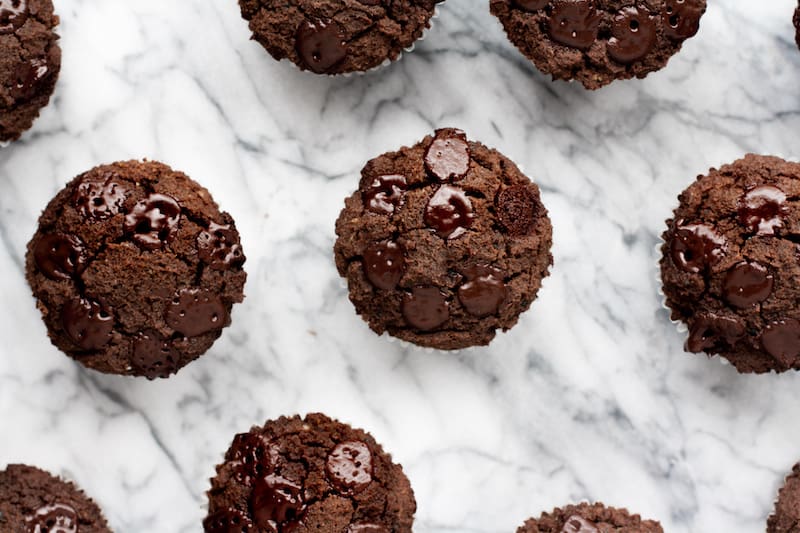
[
  {"left": 424, "top": 129, "right": 470, "bottom": 182},
  {"left": 227, "top": 433, "right": 277, "bottom": 486},
  {"left": 295, "top": 20, "right": 347, "bottom": 74},
  {"left": 73, "top": 172, "right": 127, "bottom": 221},
  {"left": 669, "top": 223, "right": 726, "bottom": 273},
  {"left": 402, "top": 286, "right": 449, "bottom": 331},
  {"left": 424, "top": 185, "right": 475, "bottom": 239},
  {"left": 10, "top": 58, "right": 50, "bottom": 101},
  {"left": 722, "top": 262, "right": 773, "bottom": 309},
  {"left": 548, "top": 0, "right": 601, "bottom": 50},
  {"left": 762, "top": 319, "right": 800, "bottom": 369},
  {"left": 0, "top": 0, "right": 27, "bottom": 35},
  {"left": 363, "top": 240, "right": 405, "bottom": 290},
  {"left": 250, "top": 474, "right": 306, "bottom": 532},
  {"left": 61, "top": 298, "right": 114, "bottom": 350},
  {"left": 165, "top": 288, "right": 227, "bottom": 337},
  {"left": 132, "top": 330, "right": 179, "bottom": 379},
  {"left": 326, "top": 441, "right": 373, "bottom": 494},
  {"left": 663, "top": 0, "right": 704, "bottom": 40},
  {"left": 203, "top": 508, "right": 255, "bottom": 533},
  {"left": 26, "top": 503, "right": 77, "bottom": 533},
  {"left": 124, "top": 193, "right": 181, "bottom": 250},
  {"left": 738, "top": 185, "right": 787, "bottom": 235},
  {"left": 458, "top": 265, "right": 507, "bottom": 317},
  {"left": 347, "top": 525, "right": 389, "bottom": 533},
  {"left": 560, "top": 515, "right": 599, "bottom": 533},
  {"left": 607, "top": 6, "right": 657, "bottom": 64},
  {"left": 363, "top": 174, "right": 407, "bottom": 215},
  {"left": 198, "top": 222, "right": 245, "bottom": 271},
  {"left": 33, "top": 233, "right": 87, "bottom": 281},
  {"left": 685, "top": 312, "right": 745, "bottom": 353},
  {"left": 513, "top": 0, "right": 549, "bottom": 11},
  {"left": 496, "top": 184, "right": 538, "bottom": 236}
]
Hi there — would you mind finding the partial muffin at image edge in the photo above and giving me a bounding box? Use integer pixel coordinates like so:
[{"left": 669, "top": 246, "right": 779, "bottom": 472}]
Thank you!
[
  {"left": 237, "top": 0, "right": 442, "bottom": 75},
  {"left": 489, "top": 0, "right": 706, "bottom": 90},
  {"left": 0, "top": 0, "right": 62, "bottom": 142},
  {"left": 794, "top": 1, "right": 800, "bottom": 50},
  {"left": 768, "top": 462, "right": 800, "bottom": 533},
  {"left": 516, "top": 502, "right": 663, "bottom": 532},
  {"left": 660, "top": 154, "right": 800, "bottom": 374},
  {"left": 204, "top": 413, "right": 416, "bottom": 533},
  {"left": 25, "top": 160, "right": 247, "bottom": 379},
  {"left": 334, "top": 128, "right": 553, "bottom": 350},
  {"left": 0, "top": 464, "right": 111, "bottom": 532}
]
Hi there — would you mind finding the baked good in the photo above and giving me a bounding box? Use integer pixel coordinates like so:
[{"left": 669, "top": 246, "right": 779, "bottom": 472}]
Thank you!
[
  {"left": 660, "top": 154, "right": 800, "bottom": 373},
  {"left": 794, "top": 2, "right": 800, "bottom": 50},
  {"left": 334, "top": 128, "right": 553, "bottom": 350},
  {"left": 489, "top": 0, "right": 706, "bottom": 90},
  {"left": 0, "top": 0, "right": 61, "bottom": 142},
  {"left": 204, "top": 413, "right": 415, "bottom": 533},
  {"left": 516, "top": 502, "right": 663, "bottom": 533},
  {"left": 768, "top": 462, "right": 800, "bottom": 533},
  {"left": 237, "top": 0, "right": 441, "bottom": 75},
  {"left": 25, "top": 160, "right": 247, "bottom": 379},
  {"left": 0, "top": 464, "right": 111, "bottom": 532}
]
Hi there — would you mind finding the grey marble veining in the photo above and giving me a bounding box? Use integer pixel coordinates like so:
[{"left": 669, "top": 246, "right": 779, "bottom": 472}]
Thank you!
[{"left": 2, "top": 0, "right": 800, "bottom": 532}]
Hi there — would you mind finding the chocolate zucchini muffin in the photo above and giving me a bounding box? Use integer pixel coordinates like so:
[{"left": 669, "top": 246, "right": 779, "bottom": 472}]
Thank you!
[
  {"left": 26, "top": 160, "right": 247, "bottom": 379},
  {"left": 768, "top": 462, "right": 800, "bottom": 533},
  {"left": 516, "top": 502, "right": 663, "bottom": 533},
  {"left": 237, "top": 0, "right": 441, "bottom": 75},
  {"left": 0, "top": 464, "right": 111, "bottom": 532},
  {"left": 794, "top": 2, "right": 800, "bottom": 50},
  {"left": 660, "top": 154, "right": 800, "bottom": 373},
  {"left": 489, "top": 0, "right": 706, "bottom": 90},
  {"left": 335, "top": 128, "right": 553, "bottom": 350},
  {"left": 204, "top": 413, "right": 416, "bottom": 533},
  {"left": 0, "top": 0, "right": 61, "bottom": 142}
]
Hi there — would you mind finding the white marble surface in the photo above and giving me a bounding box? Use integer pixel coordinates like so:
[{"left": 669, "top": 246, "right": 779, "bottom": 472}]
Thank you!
[{"left": 1, "top": 0, "right": 800, "bottom": 531}]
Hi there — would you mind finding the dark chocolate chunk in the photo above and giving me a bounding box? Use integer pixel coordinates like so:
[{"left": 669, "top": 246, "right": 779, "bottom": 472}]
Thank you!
[
  {"left": 132, "top": 330, "right": 179, "bottom": 380},
  {"left": 424, "top": 185, "right": 474, "bottom": 239},
  {"left": 227, "top": 432, "right": 275, "bottom": 486},
  {"left": 458, "top": 265, "right": 507, "bottom": 318},
  {"left": 203, "top": 508, "right": 255, "bottom": 533},
  {"left": 548, "top": 0, "right": 601, "bottom": 50},
  {"left": 424, "top": 129, "right": 470, "bottom": 182},
  {"left": 363, "top": 240, "right": 405, "bottom": 291},
  {"left": 363, "top": 175, "right": 408, "bottom": 215},
  {"left": 513, "top": 0, "right": 549, "bottom": 11},
  {"left": 61, "top": 298, "right": 114, "bottom": 351},
  {"left": 295, "top": 20, "right": 347, "bottom": 74},
  {"left": 722, "top": 262, "right": 773, "bottom": 308},
  {"left": 26, "top": 503, "right": 78, "bottom": 533},
  {"left": 738, "top": 185, "right": 787, "bottom": 235},
  {"left": 124, "top": 193, "right": 182, "bottom": 250},
  {"left": 326, "top": 441, "right": 373, "bottom": 494},
  {"left": 560, "top": 515, "right": 599, "bottom": 533},
  {"left": 668, "top": 223, "right": 726, "bottom": 273},
  {"left": 607, "top": 7, "right": 657, "bottom": 64},
  {"left": 402, "top": 286, "right": 449, "bottom": 331},
  {"left": 250, "top": 474, "right": 306, "bottom": 531},
  {"left": 496, "top": 184, "right": 539, "bottom": 237},
  {"left": 73, "top": 172, "right": 127, "bottom": 221},
  {"left": 761, "top": 319, "right": 800, "bottom": 368},
  {"left": 663, "top": 0, "right": 704, "bottom": 39},
  {"left": 198, "top": 222, "right": 245, "bottom": 271},
  {"left": 32, "top": 234, "right": 87, "bottom": 281},
  {"left": 165, "top": 288, "right": 227, "bottom": 337},
  {"left": 685, "top": 312, "right": 745, "bottom": 354}
]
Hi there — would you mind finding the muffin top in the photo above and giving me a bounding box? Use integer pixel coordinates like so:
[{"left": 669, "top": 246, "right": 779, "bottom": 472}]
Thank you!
[
  {"left": 768, "top": 462, "right": 800, "bottom": 533},
  {"left": 516, "top": 502, "right": 663, "bottom": 533}
]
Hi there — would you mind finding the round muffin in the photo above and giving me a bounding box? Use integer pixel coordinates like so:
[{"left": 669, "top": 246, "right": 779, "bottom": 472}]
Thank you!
[
  {"left": 489, "top": 0, "right": 706, "bottom": 90},
  {"left": 0, "top": 464, "right": 111, "bottom": 532},
  {"left": 204, "top": 413, "right": 416, "bottom": 533},
  {"left": 335, "top": 128, "right": 553, "bottom": 350},
  {"left": 0, "top": 0, "right": 61, "bottom": 142},
  {"left": 237, "top": 0, "right": 441, "bottom": 75},
  {"left": 659, "top": 154, "right": 800, "bottom": 374},
  {"left": 25, "top": 160, "right": 247, "bottom": 379},
  {"left": 516, "top": 502, "right": 663, "bottom": 533},
  {"left": 768, "top": 462, "right": 800, "bottom": 533}
]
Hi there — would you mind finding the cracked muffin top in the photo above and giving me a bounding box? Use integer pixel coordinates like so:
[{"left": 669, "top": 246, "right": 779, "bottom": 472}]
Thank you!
[
  {"left": 660, "top": 154, "right": 800, "bottom": 373},
  {"left": 25, "top": 160, "right": 247, "bottom": 379},
  {"left": 237, "top": 0, "right": 442, "bottom": 75},
  {"left": 516, "top": 502, "right": 663, "bottom": 533},
  {"left": 334, "top": 128, "right": 553, "bottom": 350}
]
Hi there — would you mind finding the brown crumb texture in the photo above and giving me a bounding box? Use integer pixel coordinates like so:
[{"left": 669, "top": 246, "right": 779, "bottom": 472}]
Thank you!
[
  {"left": 489, "top": 0, "right": 706, "bottom": 90},
  {"left": 204, "top": 413, "right": 416, "bottom": 533},
  {"left": 0, "top": 464, "right": 111, "bottom": 532},
  {"left": 0, "top": 0, "right": 61, "bottom": 142},
  {"left": 516, "top": 502, "right": 663, "bottom": 533},
  {"left": 25, "top": 160, "right": 247, "bottom": 379},
  {"left": 768, "top": 462, "right": 800, "bottom": 533}
]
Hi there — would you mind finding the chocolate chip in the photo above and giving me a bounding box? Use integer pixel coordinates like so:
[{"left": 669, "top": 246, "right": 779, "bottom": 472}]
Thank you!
[
  {"left": 738, "top": 185, "right": 787, "bottom": 235},
  {"left": 33, "top": 233, "right": 87, "bottom": 281},
  {"left": 226, "top": 433, "right": 277, "bottom": 486},
  {"left": 0, "top": 0, "right": 28, "bottom": 35},
  {"left": 762, "top": 319, "right": 800, "bottom": 369},
  {"left": 165, "top": 288, "right": 227, "bottom": 337},
  {"left": 363, "top": 240, "right": 405, "bottom": 290},
  {"left": 203, "top": 507, "right": 255, "bottom": 533},
  {"left": 513, "top": 0, "right": 549, "bottom": 11},
  {"left": 26, "top": 503, "right": 77, "bottom": 533},
  {"left": 424, "top": 129, "right": 470, "bottom": 182},
  {"left": 458, "top": 265, "right": 507, "bottom": 317},
  {"left": 663, "top": 0, "right": 704, "bottom": 40},
  {"left": 61, "top": 298, "right": 114, "bottom": 351},
  {"left": 607, "top": 6, "right": 657, "bottom": 64},
  {"left": 560, "top": 514, "right": 599, "bottom": 533},
  {"left": 132, "top": 330, "right": 179, "bottom": 380},
  {"left": 73, "top": 172, "right": 127, "bottom": 221},
  {"left": 123, "top": 193, "right": 181, "bottom": 250},
  {"left": 722, "top": 262, "right": 773, "bottom": 309},
  {"left": 250, "top": 474, "right": 306, "bottom": 531},
  {"left": 295, "top": 20, "right": 347, "bottom": 74},
  {"left": 669, "top": 223, "right": 726, "bottom": 273},
  {"left": 548, "top": 0, "right": 601, "bottom": 50},
  {"left": 198, "top": 222, "right": 245, "bottom": 271},
  {"left": 363, "top": 174, "right": 407, "bottom": 215},
  {"left": 402, "top": 286, "right": 449, "bottom": 331},
  {"left": 685, "top": 312, "right": 745, "bottom": 353},
  {"left": 424, "top": 185, "right": 475, "bottom": 239},
  {"left": 496, "top": 184, "right": 538, "bottom": 237},
  {"left": 326, "top": 441, "right": 373, "bottom": 494},
  {"left": 10, "top": 58, "right": 51, "bottom": 101}
]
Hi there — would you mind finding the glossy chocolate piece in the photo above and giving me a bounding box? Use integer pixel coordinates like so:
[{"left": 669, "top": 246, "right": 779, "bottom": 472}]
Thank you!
[
  {"left": 561, "top": 515, "right": 599, "bottom": 533},
  {"left": 295, "top": 20, "right": 347, "bottom": 74},
  {"left": 402, "top": 286, "right": 449, "bottom": 331},
  {"left": 762, "top": 319, "right": 800, "bottom": 368},
  {"left": 663, "top": 0, "right": 704, "bottom": 40},
  {"left": 165, "top": 288, "right": 227, "bottom": 337},
  {"left": 26, "top": 503, "right": 78, "bottom": 533},
  {"left": 124, "top": 193, "right": 182, "bottom": 250},
  {"left": 738, "top": 185, "right": 787, "bottom": 235},
  {"left": 326, "top": 441, "right": 373, "bottom": 494},
  {"left": 722, "top": 262, "right": 773, "bottom": 309},
  {"left": 61, "top": 298, "right": 114, "bottom": 350},
  {"left": 424, "top": 129, "right": 470, "bottom": 182},
  {"left": 132, "top": 329, "right": 179, "bottom": 380},
  {"left": 686, "top": 312, "right": 745, "bottom": 353},
  {"left": 203, "top": 507, "right": 255, "bottom": 533},
  {"left": 458, "top": 265, "right": 507, "bottom": 317},
  {"left": 363, "top": 240, "right": 405, "bottom": 290},
  {"left": 73, "top": 172, "right": 127, "bottom": 221},
  {"left": 513, "top": 0, "right": 549, "bottom": 11},
  {"left": 424, "top": 185, "right": 474, "bottom": 239},
  {"left": 548, "top": 0, "right": 601, "bottom": 50},
  {"left": 363, "top": 174, "right": 407, "bottom": 215},
  {"left": 250, "top": 474, "right": 306, "bottom": 531},
  {"left": 10, "top": 58, "right": 51, "bottom": 101},
  {"left": 607, "top": 6, "right": 657, "bottom": 64},
  {"left": 33, "top": 233, "right": 87, "bottom": 281},
  {"left": 198, "top": 222, "right": 245, "bottom": 271},
  {"left": 226, "top": 433, "right": 276, "bottom": 486},
  {"left": 669, "top": 223, "right": 726, "bottom": 273}
]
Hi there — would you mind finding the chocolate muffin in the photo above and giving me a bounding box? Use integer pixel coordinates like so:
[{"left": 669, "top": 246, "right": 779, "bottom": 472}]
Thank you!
[
  {"left": 0, "top": 464, "right": 111, "bottom": 532},
  {"left": 0, "top": 0, "right": 61, "bottom": 142},
  {"left": 25, "top": 160, "right": 247, "bottom": 379},
  {"left": 489, "top": 0, "right": 706, "bottom": 90},
  {"left": 334, "top": 128, "right": 553, "bottom": 350},
  {"left": 768, "top": 462, "right": 800, "bottom": 533},
  {"left": 204, "top": 413, "right": 416, "bottom": 533},
  {"left": 516, "top": 502, "right": 663, "bottom": 533},
  {"left": 794, "top": 2, "right": 800, "bottom": 50},
  {"left": 237, "top": 0, "right": 441, "bottom": 75},
  {"left": 659, "top": 154, "right": 800, "bottom": 374}
]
